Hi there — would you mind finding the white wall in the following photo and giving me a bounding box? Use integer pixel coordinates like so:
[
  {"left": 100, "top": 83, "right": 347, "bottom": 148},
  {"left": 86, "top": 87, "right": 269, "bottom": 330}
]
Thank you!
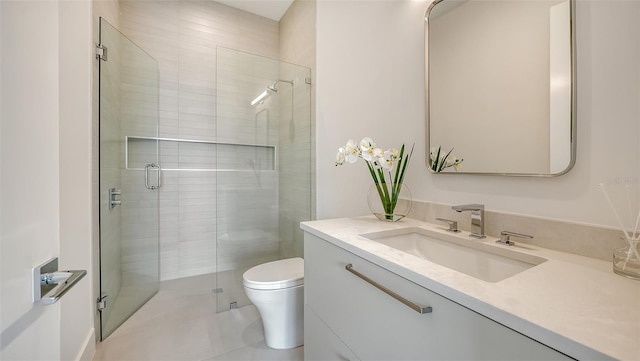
[
  {"left": 316, "top": 0, "right": 640, "bottom": 230},
  {"left": 1, "top": 2, "right": 61, "bottom": 358},
  {"left": 316, "top": 0, "right": 432, "bottom": 219},
  {"left": 59, "top": 2, "right": 95, "bottom": 359},
  {"left": 1, "top": 1, "right": 94, "bottom": 360}
]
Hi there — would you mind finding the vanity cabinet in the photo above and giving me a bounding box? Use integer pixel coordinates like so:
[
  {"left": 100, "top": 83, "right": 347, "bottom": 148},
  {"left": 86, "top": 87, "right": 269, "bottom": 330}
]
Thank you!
[{"left": 304, "top": 232, "right": 573, "bottom": 360}]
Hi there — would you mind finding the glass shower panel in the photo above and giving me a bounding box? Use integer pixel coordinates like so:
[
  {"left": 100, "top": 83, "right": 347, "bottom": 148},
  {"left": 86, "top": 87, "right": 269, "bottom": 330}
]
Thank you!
[
  {"left": 98, "top": 18, "right": 160, "bottom": 339},
  {"left": 215, "top": 47, "right": 312, "bottom": 312}
]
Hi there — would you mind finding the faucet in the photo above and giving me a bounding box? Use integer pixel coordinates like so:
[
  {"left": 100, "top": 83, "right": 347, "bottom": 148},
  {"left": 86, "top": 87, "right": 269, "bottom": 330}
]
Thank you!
[{"left": 451, "top": 204, "right": 485, "bottom": 239}]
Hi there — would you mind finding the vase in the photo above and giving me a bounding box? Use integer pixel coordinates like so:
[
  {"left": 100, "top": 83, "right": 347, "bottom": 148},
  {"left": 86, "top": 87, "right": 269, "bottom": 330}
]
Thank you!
[
  {"left": 367, "top": 183, "right": 412, "bottom": 222},
  {"left": 613, "top": 240, "right": 640, "bottom": 280}
]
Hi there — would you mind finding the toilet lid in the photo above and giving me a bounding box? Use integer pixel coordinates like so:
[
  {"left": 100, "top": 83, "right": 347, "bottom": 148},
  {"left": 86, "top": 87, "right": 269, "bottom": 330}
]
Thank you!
[{"left": 243, "top": 257, "right": 304, "bottom": 290}]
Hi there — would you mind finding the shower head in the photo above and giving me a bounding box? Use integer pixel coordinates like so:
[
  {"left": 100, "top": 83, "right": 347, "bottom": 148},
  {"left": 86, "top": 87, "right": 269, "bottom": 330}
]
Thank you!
[
  {"left": 268, "top": 79, "right": 294, "bottom": 93},
  {"left": 251, "top": 79, "right": 294, "bottom": 106},
  {"left": 267, "top": 82, "right": 279, "bottom": 93}
]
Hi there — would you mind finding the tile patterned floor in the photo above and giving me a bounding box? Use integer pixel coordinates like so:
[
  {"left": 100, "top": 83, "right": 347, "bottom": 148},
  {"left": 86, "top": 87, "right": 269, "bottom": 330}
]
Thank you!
[{"left": 93, "top": 274, "right": 303, "bottom": 361}]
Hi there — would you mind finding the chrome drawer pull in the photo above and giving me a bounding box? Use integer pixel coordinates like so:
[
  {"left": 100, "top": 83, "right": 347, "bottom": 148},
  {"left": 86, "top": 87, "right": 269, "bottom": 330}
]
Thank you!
[{"left": 345, "top": 264, "right": 432, "bottom": 314}]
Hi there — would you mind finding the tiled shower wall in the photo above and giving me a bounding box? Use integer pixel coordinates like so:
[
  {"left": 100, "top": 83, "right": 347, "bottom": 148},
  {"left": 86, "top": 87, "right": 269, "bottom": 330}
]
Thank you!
[{"left": 120, "top": 0, "right": 280, "bottom": 280}]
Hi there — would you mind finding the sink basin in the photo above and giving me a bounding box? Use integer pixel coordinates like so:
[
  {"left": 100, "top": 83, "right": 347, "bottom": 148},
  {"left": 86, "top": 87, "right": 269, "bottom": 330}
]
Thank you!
[{"left": 361, "top": 227, "right": 546, "bottom": 282}]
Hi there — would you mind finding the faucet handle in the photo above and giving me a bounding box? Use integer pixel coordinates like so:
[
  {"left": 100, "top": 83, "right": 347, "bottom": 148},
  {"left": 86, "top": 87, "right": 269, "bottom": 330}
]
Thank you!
[
  {"left": 436, "top": 218, "right": 460, "bottom": 232},
  {"left": 497, "top": 231, "right": 533, "bottom": 246}
]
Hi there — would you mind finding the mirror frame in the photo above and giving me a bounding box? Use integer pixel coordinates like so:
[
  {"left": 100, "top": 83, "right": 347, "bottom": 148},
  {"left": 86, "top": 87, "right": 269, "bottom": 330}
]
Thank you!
[{"left": 424, "top": 0, "right": 577, "bottom": 177}]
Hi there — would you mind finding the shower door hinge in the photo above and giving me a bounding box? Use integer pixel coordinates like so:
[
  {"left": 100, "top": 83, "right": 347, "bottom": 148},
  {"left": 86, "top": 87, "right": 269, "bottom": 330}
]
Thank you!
[
  {"left": 305, "top": 77, "right": 312, "bottom": 85},
  {"left": 97, "top": 294, "right": 108, "bottom": 312},
  {"left": 96, "top": 44, "right": 107, "bottom": 61}
]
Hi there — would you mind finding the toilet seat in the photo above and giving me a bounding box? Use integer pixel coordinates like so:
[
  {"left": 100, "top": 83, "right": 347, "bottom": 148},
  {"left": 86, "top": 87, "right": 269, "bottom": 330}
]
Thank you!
[{"left": 243, "top": 257, "right": 304, "bottom": 290}]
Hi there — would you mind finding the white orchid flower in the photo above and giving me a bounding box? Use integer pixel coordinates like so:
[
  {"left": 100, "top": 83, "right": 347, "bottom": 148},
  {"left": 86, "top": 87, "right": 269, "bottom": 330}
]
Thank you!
[
  {"left": 453, "top": 157, "right": 463, "bottom": 169},
  {"left": 389, "top": 148, "right": 399, "bottom": 160},
  {"left": 363, "top": 147, "right": 383, "bottom": 162},
  {"left": 360, "top": 147, "right": 377, "bottom": 162},
  {"left": 336, "top": 149, "right": 346, "bottom": 166},
  {"left": 359, "top": 137, "right": 375, "bottom": 152},
  {"left": 382, "top": 149, "right": 395, "bottom": 162},
  {"left": 362, "top": 148, "right": 374, "bottom": 161},
  {"left": 379, "top": 156, "right": 394, "bottom": 170},
  {"left": 345, "top": 139, "right": 357, "bottom": 152},
  {"left": 344, "top": 139, "right": 359, "bottom": 163},
  {"left": 445, "top": 155, "right": 456, "bottom": 166}
]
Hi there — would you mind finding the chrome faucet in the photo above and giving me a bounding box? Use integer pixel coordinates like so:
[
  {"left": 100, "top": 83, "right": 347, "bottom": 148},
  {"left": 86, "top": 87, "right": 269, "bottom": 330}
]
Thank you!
[{"left": 451, "top": 204, "right": 485, "bottom": 239}]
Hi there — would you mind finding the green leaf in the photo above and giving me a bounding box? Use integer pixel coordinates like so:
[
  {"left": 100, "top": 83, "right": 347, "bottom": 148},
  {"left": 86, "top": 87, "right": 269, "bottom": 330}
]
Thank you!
[
  {"left": 433, "top": 146, "right": 442, "bottom": 171},
  {"left": 438, "top": 147, "right": 454, "bottom": 172},
  {"left": 393, "top": 144, "right": 406, "bottom": 186}
]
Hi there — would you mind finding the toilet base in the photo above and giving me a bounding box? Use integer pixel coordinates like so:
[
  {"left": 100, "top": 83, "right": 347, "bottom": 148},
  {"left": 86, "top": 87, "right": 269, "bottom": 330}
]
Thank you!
[{"left": 244, "top": 284, "right": 304, "bottom": 349}]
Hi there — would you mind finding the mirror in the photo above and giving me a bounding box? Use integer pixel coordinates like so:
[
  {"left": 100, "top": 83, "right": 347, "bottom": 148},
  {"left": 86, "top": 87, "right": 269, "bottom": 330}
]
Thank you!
[{"left": 425, "top": 0, "right": 576, "bottom": 176}]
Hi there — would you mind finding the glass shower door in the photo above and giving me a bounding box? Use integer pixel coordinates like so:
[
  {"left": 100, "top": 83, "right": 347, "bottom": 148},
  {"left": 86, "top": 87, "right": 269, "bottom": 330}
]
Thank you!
[{"left": 98, "top": 18, "right": 160, "bottom": 340}]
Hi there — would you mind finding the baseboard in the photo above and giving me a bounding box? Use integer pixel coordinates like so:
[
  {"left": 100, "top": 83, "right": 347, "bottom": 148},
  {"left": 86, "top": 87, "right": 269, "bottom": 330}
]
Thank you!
[{"left": 76, "top": 328, "right": 96, "bottom": 361}]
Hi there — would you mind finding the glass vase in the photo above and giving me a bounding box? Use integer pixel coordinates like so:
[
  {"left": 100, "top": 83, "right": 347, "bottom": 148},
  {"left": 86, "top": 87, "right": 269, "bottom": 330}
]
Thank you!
[
  {"left": 613, "top": 240, "right": 640, "bottom": 280},
  {"left": 367, "top": 183, "right": 412, "bottom": 222}
]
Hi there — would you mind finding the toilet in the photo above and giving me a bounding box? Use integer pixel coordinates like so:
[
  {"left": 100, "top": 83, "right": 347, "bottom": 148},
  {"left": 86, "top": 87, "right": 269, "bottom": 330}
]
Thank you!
[{"left": 242, "top": 257, "right": 304, "bottom": 349}]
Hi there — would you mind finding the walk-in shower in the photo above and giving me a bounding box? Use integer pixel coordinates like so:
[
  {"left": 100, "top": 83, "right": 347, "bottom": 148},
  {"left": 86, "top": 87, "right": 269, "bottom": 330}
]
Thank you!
[{"left": 98, "top": 16, "right": 312, "bottom": 338}]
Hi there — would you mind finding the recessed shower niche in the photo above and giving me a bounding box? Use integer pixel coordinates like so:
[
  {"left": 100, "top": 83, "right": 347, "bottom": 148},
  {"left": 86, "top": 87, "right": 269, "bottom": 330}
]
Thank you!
[{"left": 126, "top": 136, "right": 276, "bottom": 171}]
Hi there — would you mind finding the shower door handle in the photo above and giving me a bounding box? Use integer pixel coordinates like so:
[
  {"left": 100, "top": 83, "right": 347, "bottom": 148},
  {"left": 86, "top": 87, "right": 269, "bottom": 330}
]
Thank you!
[{"left": 145, "top": 163, "right": 161, "bottom": 190}]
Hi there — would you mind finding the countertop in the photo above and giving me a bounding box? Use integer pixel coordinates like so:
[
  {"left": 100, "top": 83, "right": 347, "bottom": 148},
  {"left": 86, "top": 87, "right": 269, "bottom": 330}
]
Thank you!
[{"left": 301, "top": 216, "right": 640, "bottom": 361}]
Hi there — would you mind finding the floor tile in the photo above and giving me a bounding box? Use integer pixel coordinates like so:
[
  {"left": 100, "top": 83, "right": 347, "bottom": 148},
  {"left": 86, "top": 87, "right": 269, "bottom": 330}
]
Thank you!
[{"left": 94, "top": 274, "right": 303, "bottom": 361}]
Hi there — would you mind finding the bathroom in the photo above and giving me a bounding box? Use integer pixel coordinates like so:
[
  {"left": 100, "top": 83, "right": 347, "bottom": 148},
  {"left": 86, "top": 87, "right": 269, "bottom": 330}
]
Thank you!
[{"left": 1, "top": 0, "right": 639, "bottom": 360}]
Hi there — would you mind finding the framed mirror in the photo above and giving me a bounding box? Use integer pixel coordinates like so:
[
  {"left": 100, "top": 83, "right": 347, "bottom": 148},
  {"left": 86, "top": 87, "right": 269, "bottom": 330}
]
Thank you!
[{"left": 425, "top": 0, "right": 576, "bottom": 176}]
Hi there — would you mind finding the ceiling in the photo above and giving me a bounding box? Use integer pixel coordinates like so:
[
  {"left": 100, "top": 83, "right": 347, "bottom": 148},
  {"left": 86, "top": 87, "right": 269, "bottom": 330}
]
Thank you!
[{"left": 214, "top": 0, "right": 295, "bottom": 21}]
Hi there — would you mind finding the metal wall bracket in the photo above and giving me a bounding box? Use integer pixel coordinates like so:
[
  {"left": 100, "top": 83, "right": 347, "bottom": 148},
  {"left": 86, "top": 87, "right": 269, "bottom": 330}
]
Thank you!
[
  {"left": 109, "top": 188, "right": 122, "bottom": 209},
  {"left": 96, "top": 44, "right": 108, "bottom": 61},
  {"left": 97, "top": 294, "right": 108, "bottom": 312},
  {"left": 32, "top": 257, "right": 87, "bottom": 305}
]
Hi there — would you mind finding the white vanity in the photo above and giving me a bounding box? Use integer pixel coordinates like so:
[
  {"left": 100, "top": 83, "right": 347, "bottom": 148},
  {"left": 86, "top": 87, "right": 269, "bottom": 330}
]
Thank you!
[{"left": 301, "top": 217, "right": 640, "bottom": 360}]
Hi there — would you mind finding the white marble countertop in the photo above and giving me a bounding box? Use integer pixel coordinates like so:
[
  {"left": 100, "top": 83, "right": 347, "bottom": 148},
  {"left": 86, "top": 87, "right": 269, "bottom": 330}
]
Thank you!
[{"left": 301, "top": 216, "right": 640, "bottom": 361}]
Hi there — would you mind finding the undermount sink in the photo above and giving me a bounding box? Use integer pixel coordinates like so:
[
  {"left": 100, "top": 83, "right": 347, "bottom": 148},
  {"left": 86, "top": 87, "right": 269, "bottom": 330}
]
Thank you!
[{"left": 361, "top": 227, "right": 547, "bottom": 282}]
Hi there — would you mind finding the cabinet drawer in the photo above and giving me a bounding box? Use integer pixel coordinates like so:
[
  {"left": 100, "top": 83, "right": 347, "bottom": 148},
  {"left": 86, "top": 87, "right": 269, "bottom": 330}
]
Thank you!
[
  {"left": 305, "top": 305, "right": 360, "bottom": 361},
  {"left": 304, "top": 232, "right": 573, "bottom": 360}
]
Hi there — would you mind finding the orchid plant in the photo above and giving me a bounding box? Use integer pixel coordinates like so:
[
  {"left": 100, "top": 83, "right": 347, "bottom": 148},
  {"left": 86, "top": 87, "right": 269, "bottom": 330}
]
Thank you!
[
  {"left": 429, "top": 146, "right": 463, "bottom": 172},
  {"left": 336, "top": 137, "right": 413, "bottom": 220}
]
